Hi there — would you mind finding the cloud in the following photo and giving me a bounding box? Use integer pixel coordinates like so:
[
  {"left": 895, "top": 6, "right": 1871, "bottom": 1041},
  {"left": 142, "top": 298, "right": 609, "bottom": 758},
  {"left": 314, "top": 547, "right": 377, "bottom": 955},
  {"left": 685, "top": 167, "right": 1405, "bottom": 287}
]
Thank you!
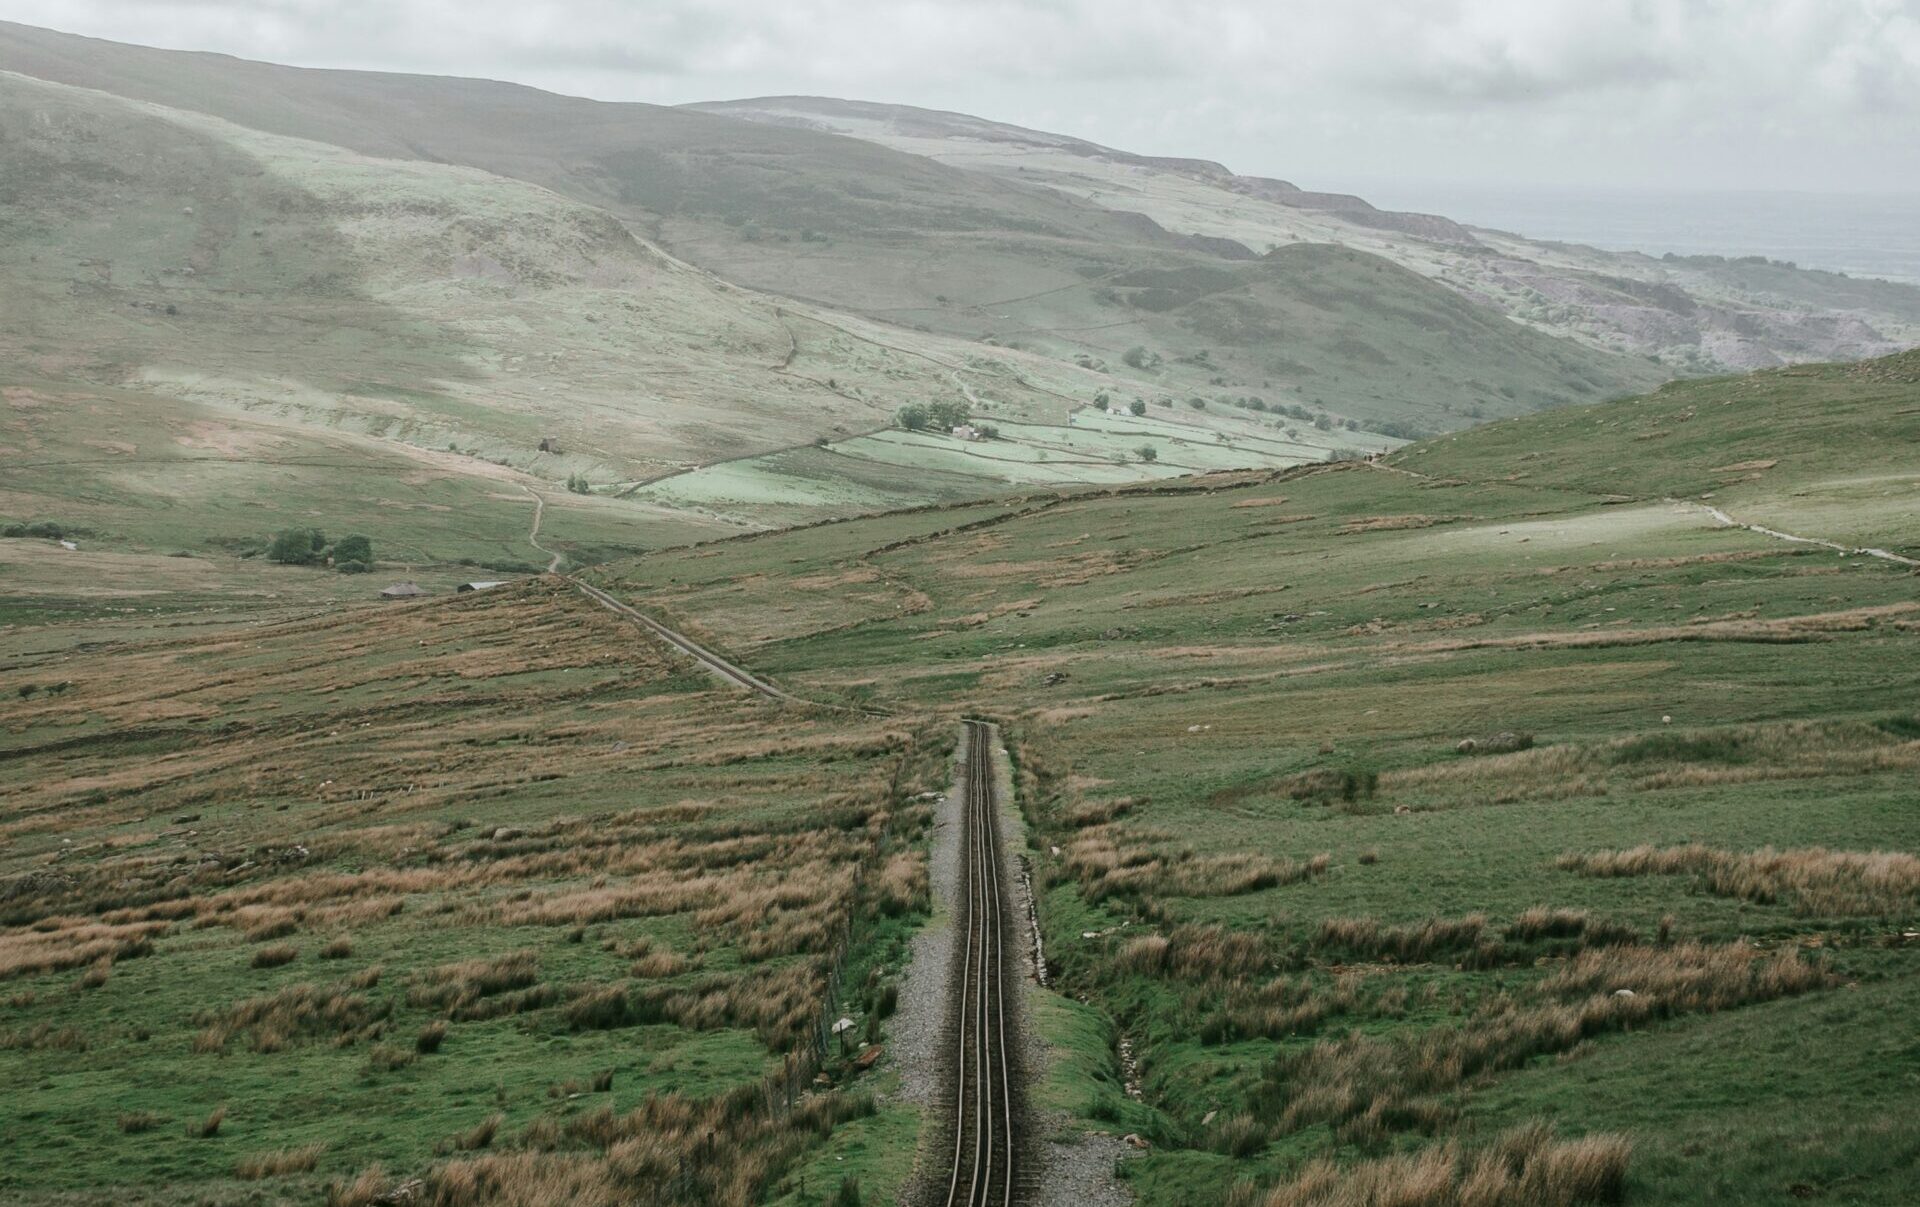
[{"left": 2, "top": 0, "right": 1917, "bottom": 190}]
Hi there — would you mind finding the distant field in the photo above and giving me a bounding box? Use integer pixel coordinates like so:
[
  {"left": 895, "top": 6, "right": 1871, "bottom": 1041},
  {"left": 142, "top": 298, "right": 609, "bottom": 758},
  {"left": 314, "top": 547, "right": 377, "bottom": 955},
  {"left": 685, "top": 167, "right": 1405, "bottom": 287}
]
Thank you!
[{"left": 633, "top": 405, "right": 1381, "bottom": 528}]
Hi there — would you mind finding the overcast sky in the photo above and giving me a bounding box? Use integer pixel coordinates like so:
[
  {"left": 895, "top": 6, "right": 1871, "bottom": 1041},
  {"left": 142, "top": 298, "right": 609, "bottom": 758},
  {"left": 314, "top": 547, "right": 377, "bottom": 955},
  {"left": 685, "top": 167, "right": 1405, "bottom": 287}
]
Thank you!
[{"left": 5, "top": 0, "right": 1919, "bottom": 194}]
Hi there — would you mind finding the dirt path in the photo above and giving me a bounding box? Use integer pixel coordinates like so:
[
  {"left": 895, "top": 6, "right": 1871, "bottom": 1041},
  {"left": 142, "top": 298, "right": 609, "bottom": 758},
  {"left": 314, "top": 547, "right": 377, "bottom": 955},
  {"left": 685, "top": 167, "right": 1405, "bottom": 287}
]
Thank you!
[
  {"left": 520, "top": 486, "right": 562, "bottom": 573},
  {"left": 1683, "top": 500, "right": 1919, "bottom": 567}
]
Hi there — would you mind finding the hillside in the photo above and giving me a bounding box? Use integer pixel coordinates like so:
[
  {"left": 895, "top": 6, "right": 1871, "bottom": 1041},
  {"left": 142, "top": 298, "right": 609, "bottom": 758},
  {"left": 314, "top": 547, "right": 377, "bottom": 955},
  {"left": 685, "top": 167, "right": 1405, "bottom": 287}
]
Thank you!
[
  {"left": 695, "top": 96, "right": 1920, "bottom": 374},
  {"left": 2, "top": 18, "right": 1671, "bottom": 450},
  {"left": 0, "top": 64, "right": 1322, "bottom": 563},
  {"left": 577, "top": 349, "right": 1920, "bottom": 1203},
  {"left": 4, "top": 351, "right": 1916, "bottom": 1205}
]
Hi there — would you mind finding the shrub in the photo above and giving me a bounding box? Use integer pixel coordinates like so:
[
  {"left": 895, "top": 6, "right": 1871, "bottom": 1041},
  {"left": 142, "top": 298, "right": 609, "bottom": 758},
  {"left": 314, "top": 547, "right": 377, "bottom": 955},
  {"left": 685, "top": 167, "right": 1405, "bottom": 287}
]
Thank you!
[
  {"left": 416, "top": 1021, "right": 448, "bottom": 1053},
  {"left": 118, "top": 1111, "right": 164, "bottom": 1134},
  {"left": 336, "top": 560, "right": 371, "bottom": 574},
  {"left": 320, "top": 937, "right": 352, "bottom": 960},
  {"left": 267, "top": 528, "right": 327, "bottom": 565},
  {"left": 1136, "top": 445, "right": 1158, "bottom": 463},
  {"left": 188, "top": 1106, "right": 227, "bottom": 1138},
  {"left": 332, "top": 534, "right": 373, "bottom": 564}
]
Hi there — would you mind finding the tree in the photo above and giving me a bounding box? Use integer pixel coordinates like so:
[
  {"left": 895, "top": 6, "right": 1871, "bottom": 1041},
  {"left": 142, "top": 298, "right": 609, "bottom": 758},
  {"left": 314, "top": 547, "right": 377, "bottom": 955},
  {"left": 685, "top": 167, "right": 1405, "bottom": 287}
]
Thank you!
[
  {"left": 1135, "top": 445, "right": 1158, "bottom": 463},
  {"left": 1314, "top": 414, "right": 1334, "bottom": 431},
  {"left": 1128, "top": 399, "right": 1147, "bottom": 416},
  {"left": 895, "top": 403, "right": 930, "bottom": 431},
  {"left": 333, "top": 534, "right": 373, "bottom": 565},
  {"left": 267, "top": 528, "right": 326, "bottom": 565},
  {"left": 925, "top": 400, "right": 971, "bottom": 431},
  {"left": 566, "top": 473, "right": 592, "bottom": 495}
]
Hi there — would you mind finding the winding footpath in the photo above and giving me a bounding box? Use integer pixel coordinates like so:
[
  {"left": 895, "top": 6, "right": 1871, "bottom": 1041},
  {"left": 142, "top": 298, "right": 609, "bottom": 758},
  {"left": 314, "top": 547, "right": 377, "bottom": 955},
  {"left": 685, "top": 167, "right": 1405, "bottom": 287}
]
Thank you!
[
  {"left": 520, "top": 486, "right": 563, "bottom": 573},
  {"left": 1682, "top": 500, "right": 1919, "bottom": 568}
]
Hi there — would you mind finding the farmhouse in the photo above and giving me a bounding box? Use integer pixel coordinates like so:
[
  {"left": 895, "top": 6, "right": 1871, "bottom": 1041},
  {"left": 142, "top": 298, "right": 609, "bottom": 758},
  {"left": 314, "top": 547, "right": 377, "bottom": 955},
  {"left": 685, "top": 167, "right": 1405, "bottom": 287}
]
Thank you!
[
  {"left": 951, "top": 424, "right": 981, "bottom": 441},
  {"left": 457, "top": 581, "right": 507, "bottom": 593},
  {"left": 380, "top": 581, "right": 426, "bottom": 598}
]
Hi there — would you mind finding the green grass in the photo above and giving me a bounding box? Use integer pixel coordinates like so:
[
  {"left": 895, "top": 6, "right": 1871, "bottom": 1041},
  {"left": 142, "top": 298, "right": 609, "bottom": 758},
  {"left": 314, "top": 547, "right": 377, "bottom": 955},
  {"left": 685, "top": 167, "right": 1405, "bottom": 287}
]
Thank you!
[{"left": 580, "top": 351, "right": 1920, "bottom": 1204}]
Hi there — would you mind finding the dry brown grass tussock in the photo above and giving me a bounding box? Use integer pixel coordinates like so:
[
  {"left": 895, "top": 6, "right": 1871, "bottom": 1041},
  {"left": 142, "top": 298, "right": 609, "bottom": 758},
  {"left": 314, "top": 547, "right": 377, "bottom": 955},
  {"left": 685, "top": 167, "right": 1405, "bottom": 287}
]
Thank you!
[
  {"left": 407, "top": 951, "right": 540, "bottom": 1014},
  {"left": 1317, "top": 914, "right": 1490, "bottom": 964},
  {"left": 1254, "top": 1123, "right": 1629, "bottom": 1207},
  {"left": 0, "top": 919, "right": 165, "bottom": 979},
  {"left": 237, "top": 1143, "right": 325, "bottom": 1179},
  {"left": 1559, "top": 844, "right": 1920, "bottom": 917},
  {"left": 1064, "top": 824, "right": 1328, "bottom": 902},
  {"left": 195, "top": 977, "right": 390, "bottom": 1054},
  {"left": 1258, "top": 941, "right": 1825, "bottom": 1143}
]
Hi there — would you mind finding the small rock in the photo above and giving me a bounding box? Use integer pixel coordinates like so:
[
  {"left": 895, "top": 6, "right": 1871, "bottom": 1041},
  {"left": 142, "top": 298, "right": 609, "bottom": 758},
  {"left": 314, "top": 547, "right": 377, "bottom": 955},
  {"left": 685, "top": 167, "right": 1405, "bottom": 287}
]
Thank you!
[
  {"left": 491, "top": 827, "right": 524, "bottom": 841},
  {"left": 1612, "top": 989, "right": 1636, "bottom": 998},
  {"left": 1393, "top": 805, "right": 1412, "bottom": 816},
  {"left": 1123, "top": 1133, "right": 1151, "bottom": 1150}
]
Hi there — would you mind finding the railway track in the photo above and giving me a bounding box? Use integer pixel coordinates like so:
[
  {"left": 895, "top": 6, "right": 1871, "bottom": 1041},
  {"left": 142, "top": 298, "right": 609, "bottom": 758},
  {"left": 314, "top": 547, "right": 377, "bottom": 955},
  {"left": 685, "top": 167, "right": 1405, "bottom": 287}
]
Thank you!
[
  {"left": 945, "top": 719, "right": 1021, "bottom": 1207},
  {"left": 569, "top": 580, "right": 789, "bottom": 699}
]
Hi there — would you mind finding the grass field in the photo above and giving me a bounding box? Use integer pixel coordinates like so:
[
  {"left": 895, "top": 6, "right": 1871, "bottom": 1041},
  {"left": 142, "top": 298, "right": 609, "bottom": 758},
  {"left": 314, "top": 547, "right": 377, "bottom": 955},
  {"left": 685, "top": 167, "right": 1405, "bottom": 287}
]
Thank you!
[
  {"left": 0, "top": 582, "right": 950, "bottom": 1205},
  {"left": 4, "top": 350, "right": 1917, "bottom": 1205},
  {"left": 579, "top": 351, "right": 1920, "bottom": 1204}
]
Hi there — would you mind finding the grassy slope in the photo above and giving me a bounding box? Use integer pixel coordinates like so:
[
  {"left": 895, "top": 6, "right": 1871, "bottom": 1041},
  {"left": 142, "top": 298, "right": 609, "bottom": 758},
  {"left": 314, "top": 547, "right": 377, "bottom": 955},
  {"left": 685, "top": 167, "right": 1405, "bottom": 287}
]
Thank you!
[
  {"left": 0, "top": 582, "right": 949, "bottom": 1205},
  {"left": 583, "top": 351, "right": 1920, "bottom": 1204}
]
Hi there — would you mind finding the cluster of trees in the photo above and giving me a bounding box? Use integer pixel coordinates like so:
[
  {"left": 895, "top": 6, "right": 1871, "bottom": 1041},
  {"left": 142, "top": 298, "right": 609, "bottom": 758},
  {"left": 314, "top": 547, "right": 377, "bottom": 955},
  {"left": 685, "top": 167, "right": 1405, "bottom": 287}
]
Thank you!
[
  {"left": 566, "top": 473, "right": 593, "bottom": 495},
  {"left": 267, "top": 529, "right": 374, "bottom": 573},
  {"left": 895, "top": 401, "right": 975, "bottom": 432}
]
